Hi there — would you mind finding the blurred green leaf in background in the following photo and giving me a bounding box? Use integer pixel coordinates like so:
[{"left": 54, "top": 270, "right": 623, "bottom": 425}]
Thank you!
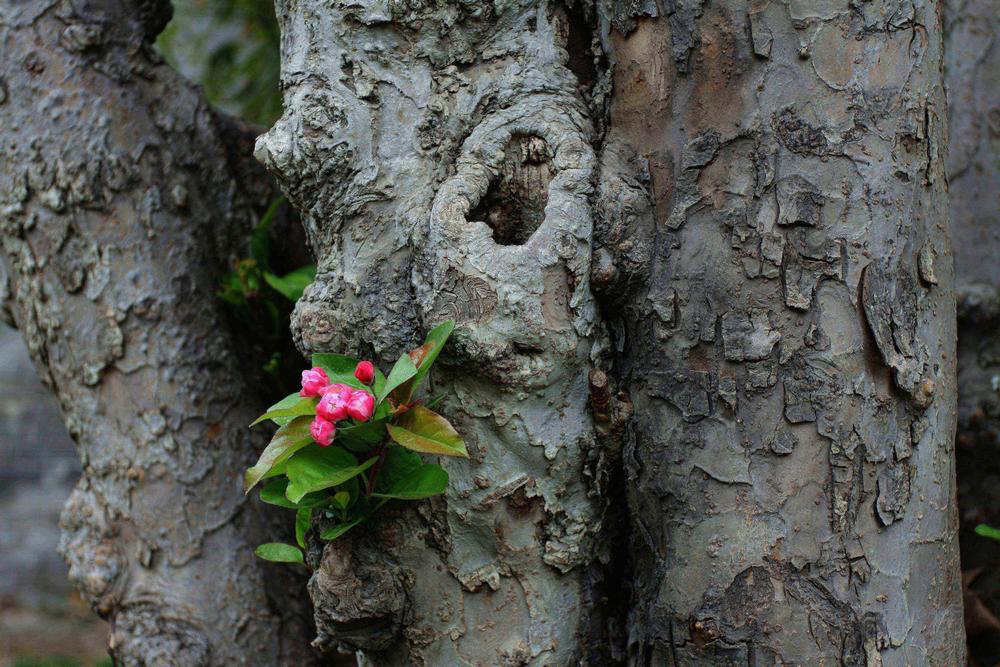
[
  {"left": 156, "top": 0, "right": 282, "bottom": 126},
  {"left": 11, "top": 659, "right": 112, "bottom": 667}
]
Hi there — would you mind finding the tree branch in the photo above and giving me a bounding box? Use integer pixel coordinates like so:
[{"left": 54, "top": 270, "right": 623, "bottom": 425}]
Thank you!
[{"left": 0, "top": 0, "right": 316, "bottom": 663}]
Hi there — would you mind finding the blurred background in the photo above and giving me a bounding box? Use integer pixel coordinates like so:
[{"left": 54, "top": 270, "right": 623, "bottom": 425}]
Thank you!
[{"left": 0, "top": 326, "right": 109, "bottom": 667}]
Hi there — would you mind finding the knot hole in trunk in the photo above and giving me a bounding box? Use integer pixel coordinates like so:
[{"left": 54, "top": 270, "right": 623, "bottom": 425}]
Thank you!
[{"left": 469, "top": 133, "right": 555, "bottom": 245}]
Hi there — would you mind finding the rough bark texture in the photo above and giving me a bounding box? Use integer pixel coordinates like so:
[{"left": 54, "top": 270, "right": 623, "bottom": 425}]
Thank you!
[
  {"left": 255, "top": 2, "right": 613, "bottom": 664},
  {"left": 945, "top": 0, "right": 1000, "bottom": 662},
  {"left": 602, "top": 1, "right": 964, "bottom": 664},
  {"left": 256, "top": 1, "right": 965, "bottom": 666},
  {"left": 0, "top": 1, "right": 315, "bottom": 664}
]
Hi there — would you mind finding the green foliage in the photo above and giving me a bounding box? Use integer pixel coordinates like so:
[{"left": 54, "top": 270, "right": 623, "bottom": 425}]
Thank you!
[
  {"left": 295, "top": 509, "right": 311, "bottom": 548},
  {"left": 386, "top": 405, "right": 468, "bottom": 457},
  {"left": 264, "top": 265, "right": 317, "bottom": 302},
  {"left": 285, "top": 448, "right": 377, "bottom": 503},
  {"left": 372, "top": 463, "right": 449, "bottom": 500},
  {"left": 243, "top": 416, "right": 314, "bottom": 492},
  {"left": 312, "top": 353, "right": 388, "bottom": 394},
  {"left": 156, "top": 0, "right": 282, "bottom": 126},
  {"left": 379, "top": 354, "right": 418, "bottom": 404},
  {"left": 250, "top": 395, "right": 318, "bottom": 427},
  {"left": 11, "top": 659, "right": 112, "bottom": 667},
  {"left": 255, "top": 542, "right": 304, "bottom": 564},
  {"left": 218, "top": 198, "right": 316, "bottom": 378},
  {"left": 246, "top": 321, "right": 465, "bottom": 564},
  {"left": 975, "top": 524, "right": 1000, "bottom": 542}
]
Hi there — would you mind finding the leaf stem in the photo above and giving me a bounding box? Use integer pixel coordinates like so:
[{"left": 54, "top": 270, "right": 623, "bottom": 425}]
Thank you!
[{"left": 365, "top": 441, "right": 389, "bottom": 497}]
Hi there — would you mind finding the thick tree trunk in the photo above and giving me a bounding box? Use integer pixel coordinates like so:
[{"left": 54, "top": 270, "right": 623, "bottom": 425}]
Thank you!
[
  {"left": 603, "top": 1, "right": 964, "bottom": 664},
  {"left": 0, "top": 1, "right": 314, "bottom": 664},
  {"left": 254, "top": 2, "right": 611, "bottom": 664},
  {"left": 2, "top": 0, "right": 966, "bottom": 664},
  {"left": 257, "top": 0, "right": 965, "bottom": 665}
]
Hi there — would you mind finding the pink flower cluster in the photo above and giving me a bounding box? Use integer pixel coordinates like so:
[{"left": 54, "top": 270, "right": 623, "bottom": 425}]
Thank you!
[{"left": 299, "top": 362, "right": 377, "bottom": 447}]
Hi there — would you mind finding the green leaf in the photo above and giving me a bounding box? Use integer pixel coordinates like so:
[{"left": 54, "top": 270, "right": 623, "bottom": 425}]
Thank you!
[
  {"left": 261, "top": 461, "right": 287, "bottom": 481},
  {"left": 285, "top": 447, "right": 379, "bottom": 503},
  {"left": 386, "top": 405, "right": 468, "bottom": 458},
  {"left": 259, "top": 479, "right": 329, "bottom": 509},
  {"left": 320, "top": 516, "right": 365, "bottom": 541},
  {"left": 311, "top": 353, "right": 357, "bottom": 376},
  {"left": 262, "top": 391, "right": 302, "bottom": 412},
  {"left": 253, "top": 392, "right": 309, "bottom": 427},
  {"left": 412, "top": 320, "right": 454, "bottom": 388},
  {"left": 975, "top": 524, "right": 1000, "bottom": 543},
  {"left": 295, "top": 508, "right": 311, "bottom": 548},
  {"left": 244, "top": 416, "right": 314, "bottom": 493},
  {"left": 249, "top": 197, "right": 284, "bottom": 267},
  {"left": 330, "top": 490, "right": 350, "bottom": 511},
  {"left": 373, "top": 463, "right": 448, "bottom": 500},
  {"left": 250, "top": 395, "right": 317, "bottom": 427},
  {"left": 336, "top": 418, "right": 388, "bottom": 452},
  {"left": 311, "top": 353, "right": 386, "bottom": 392},
  {"left": 391, "top": 320, "right": 455, "bottom": 404},
  {"left": 255, "top": 542, "right": 304, "bottom": 564},
  {"left": 264, "top": 264, "right": 316, "bottom": 302},
  {"left": 376, "top": 446, "right": 422, "bottom": 493},
  {"left": 378, "top": 353, "right": 418, "bottom": 404}
]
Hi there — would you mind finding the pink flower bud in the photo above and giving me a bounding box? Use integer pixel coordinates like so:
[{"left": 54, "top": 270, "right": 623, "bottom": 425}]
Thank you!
[
  {"left": 310, "top": 416, "right": 335, "bottom": 447},
  {"left": 316, "top": 384, "right": 352, "bottom": 421},
  {"left": 346, "top": 390, "right": 375, "bottom": 422},
  {"left": 299, "top": 367, "right": 330, "bottom": 397},
  {"left": 354, "top": 360, "right": 375, "bottom": 385}
]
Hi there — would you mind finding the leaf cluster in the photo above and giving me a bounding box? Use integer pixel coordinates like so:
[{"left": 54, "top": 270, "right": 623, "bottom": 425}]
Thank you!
[
  {"left": 248, "top": 322, "right": 464, "bottom": 565},
  {"left": 218, "top": 198, "right": 316, "bottom": 377}
]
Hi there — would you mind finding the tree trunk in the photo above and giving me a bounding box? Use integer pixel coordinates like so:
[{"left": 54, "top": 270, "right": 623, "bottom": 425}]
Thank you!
[
  {"left": 254, "top": 2, "right": 610, "bottom": 663},
  {"left": 0, "top": 1, "right": 315, "bottom": 664},
  {"left": 604, "top": 1, "right": 964, "bottom": 663},
  {"left": 256, "top": 0, "right": 965, "bottom": 665}
]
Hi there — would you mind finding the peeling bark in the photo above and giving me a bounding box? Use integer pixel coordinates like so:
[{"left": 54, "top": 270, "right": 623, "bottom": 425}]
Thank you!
[
  {"left": 4, "top": 0, "right": 965, "bottom": 663},
  {"left": 600, "top": 1, "right": 964, "bottom": 664},
  {"left": 255, "top": 0, "right": 965, "bottom": 665},
  {"left": 254, "top": 2, "right": 614, "bottom": 664},
  {"left": 0, "top": 1, "right": 314, "bottom": 663}
]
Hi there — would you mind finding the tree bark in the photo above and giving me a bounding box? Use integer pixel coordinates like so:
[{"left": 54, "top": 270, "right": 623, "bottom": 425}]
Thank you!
[
  {"left": 0, "top": 1, "right": 315, "bottom": 664},
  {"left": 256, "top": 0, "right": 965, "bottom": 665},
  {"left": 254, "top": 2, "right": 612, "bottom": 664},
  {"left": 602, "top": 1, "right": 964, "bottom": 664},
  {"left": 1, "top": 0, "right": 966, "bottom": 664}
]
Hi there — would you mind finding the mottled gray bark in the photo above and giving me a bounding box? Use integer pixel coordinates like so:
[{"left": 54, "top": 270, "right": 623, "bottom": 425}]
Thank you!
[
  {"left": 603, "top": 1, "right": 963, "bottom": 664},
  {"left": 256, "top": 1, "right": 965, "bottom": 666},
  {"left": 255, "top": 2, "right": 611, "bottom": 664},
  {"left": 2, "top": 0, "right": 963, "bottom": 662},
  {"left": 0, "top": 1, "right": 315, "bottom": 664}
]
